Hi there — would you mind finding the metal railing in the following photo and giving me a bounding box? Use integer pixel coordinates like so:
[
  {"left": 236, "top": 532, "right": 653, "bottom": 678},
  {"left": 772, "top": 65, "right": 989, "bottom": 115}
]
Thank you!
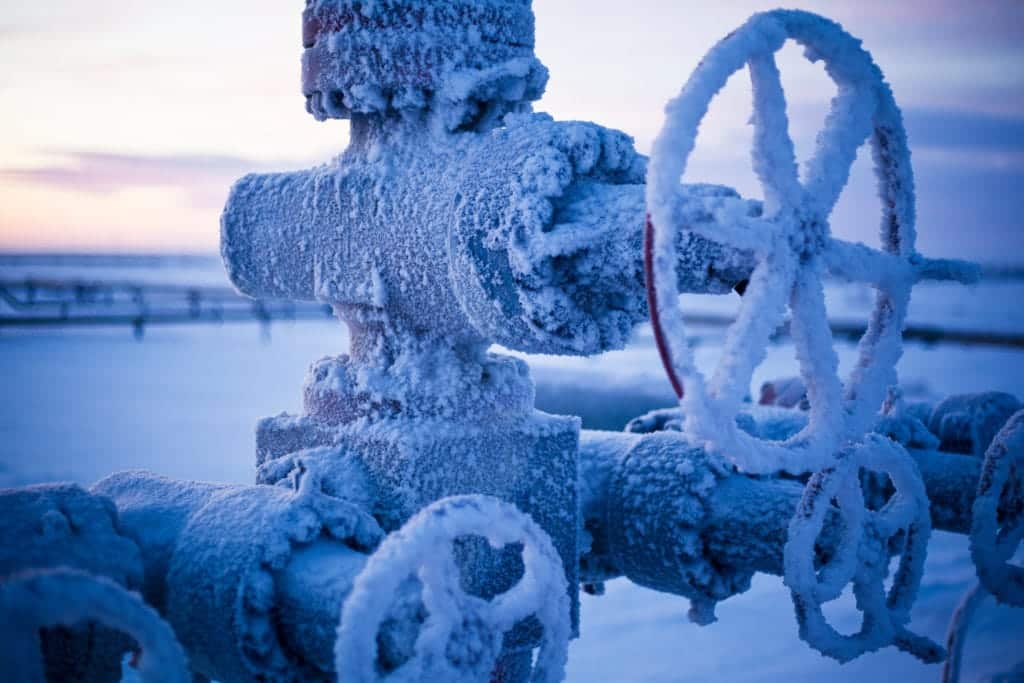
[
  {"left": 2, "top": 278, "right": 1022, "bottom": 348},
  {"left": 0, "top": 279, "right": 334, "bottom": 338}
]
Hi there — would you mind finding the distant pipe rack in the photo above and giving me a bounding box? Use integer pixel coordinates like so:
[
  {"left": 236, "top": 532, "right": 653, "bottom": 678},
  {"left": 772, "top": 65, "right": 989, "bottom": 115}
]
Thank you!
[
  {"left": 0, "top": 279, "right": 334, "bottom": 338},
  {"left": 1, "top": 279, "right": 1021, "bottom": 349}
]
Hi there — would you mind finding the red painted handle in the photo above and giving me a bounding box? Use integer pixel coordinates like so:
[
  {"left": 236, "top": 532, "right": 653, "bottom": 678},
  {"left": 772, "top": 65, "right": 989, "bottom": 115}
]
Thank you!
[{"left": 644, "top": 213, "right": 685, "bottom": 399}]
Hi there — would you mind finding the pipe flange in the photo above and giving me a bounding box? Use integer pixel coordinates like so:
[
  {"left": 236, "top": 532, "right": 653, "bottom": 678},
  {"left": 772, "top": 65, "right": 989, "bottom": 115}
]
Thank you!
[
  {"left": 451, "top": 114, "right": 647, "bottom": 355},
  {"left": 606, "top": 432, "right": 753, "bottom": 624},
  {"left": 166, "top": 469, "right": 383, "bottom": 682},
  {"left": 302, "top": 0, "right": 547, "bottom": 128}
]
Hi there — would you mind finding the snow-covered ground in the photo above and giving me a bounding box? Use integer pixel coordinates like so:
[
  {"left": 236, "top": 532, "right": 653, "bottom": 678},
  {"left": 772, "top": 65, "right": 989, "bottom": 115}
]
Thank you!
[{"left": 1, "top": 256, "right": 1022, "bottom": 682}]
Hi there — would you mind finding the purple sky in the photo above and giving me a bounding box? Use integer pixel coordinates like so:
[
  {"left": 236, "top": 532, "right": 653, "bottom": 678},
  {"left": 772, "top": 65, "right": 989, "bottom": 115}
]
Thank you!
[{"left": 1, "top": 1, "right": 1021, "bottom": 262}]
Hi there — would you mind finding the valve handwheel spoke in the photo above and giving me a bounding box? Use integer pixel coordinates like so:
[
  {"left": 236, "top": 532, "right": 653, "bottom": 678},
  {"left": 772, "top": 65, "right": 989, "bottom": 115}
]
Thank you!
[
  {"left": 746, "top": 53, "right": 802, "bottom": 210},
  {"left": 787, "top": 264, "right": 845, "bottom": 456},
  {"left": 684, "top": 204, "right": 782, "bottom": 256},
  {"left": 823, "top": 238, "right": 912, "bottom": 289},
  {"left": 706, "top": 249, "right": 796, "bottom": 418},
  {"left": 415, "top": 551, "right": 468, "bottom": 663},
  {"left": 644, "top": 9, "right": 944, "bottom": 475}
]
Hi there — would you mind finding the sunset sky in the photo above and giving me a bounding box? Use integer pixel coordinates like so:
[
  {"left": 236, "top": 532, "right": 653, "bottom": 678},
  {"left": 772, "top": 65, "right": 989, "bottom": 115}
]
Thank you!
[{"left": 1, "top": 1, "right": 1021, "bottom": 262}]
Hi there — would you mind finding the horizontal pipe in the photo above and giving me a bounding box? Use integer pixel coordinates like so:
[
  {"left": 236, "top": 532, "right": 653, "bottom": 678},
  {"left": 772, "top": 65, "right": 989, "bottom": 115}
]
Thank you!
[
  {"left": 275, "top": 539, "right": 369, "bottom": 675},
  {"left": 268, "top": 432, "right": 995, "bottom": 673},
  {"left": 701, "top": 449, "right": 982, "bottom": 576},
  {"left": 578, "top": 430, "right": 988, "bottom": 583},
  {"left": 75, "top": 427, "right": 995, "bottom": 677}
]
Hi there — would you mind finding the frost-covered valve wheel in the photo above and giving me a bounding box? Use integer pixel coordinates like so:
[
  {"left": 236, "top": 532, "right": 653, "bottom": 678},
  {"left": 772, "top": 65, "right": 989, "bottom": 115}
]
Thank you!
[
  {"left": 0, "top": 568, "right": 189, "bottom": 683},
  {"left": 336, "top": 495, "right": 570, "bottom": 683},
  {"left": 645, "top": 9, "right": 979, "bottom": 475},
  {"left": 970, "top": 409, "right": 1024, "bottom": 606},
  {"left": 784, "top": 435, "right": 942, "bottom": 662}
]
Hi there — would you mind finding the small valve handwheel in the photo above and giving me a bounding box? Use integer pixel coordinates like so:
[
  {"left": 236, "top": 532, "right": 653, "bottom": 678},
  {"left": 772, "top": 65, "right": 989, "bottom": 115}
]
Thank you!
[
  {"left": 336, "top": 495, "right": 570, "bottom": 683},
  {"left": 784, "top": 436, "right": 942, "bottom": 663},
  {"left": 783, "top": 449, "right": 867, "bottom": 608},
  {"left": 970, "top": 410, "right": 1024, "bottom": 606},
  {"left": 644, "top": 9, "right": 978, "bottom": 475},
  {"left": 0, "top": 568, "right": 188, "bottom": 683}
]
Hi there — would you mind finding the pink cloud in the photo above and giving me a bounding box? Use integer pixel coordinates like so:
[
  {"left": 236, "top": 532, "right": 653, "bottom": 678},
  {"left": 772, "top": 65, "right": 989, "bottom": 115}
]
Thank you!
[{"left": 0, "top": 151, "right": 311, "bottom": 208}]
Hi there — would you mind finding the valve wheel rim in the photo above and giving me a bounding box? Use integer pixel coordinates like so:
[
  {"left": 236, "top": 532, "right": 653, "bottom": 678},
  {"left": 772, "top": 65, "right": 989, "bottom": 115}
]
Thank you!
[
  {"left": 335, "top": 495, "right": 570, "bottom": 683},
  {"left": 784, "top": 444, "right": 890, "bottom": 663},
  {"left": 644, "top": 9, "right": 920, "bottom": 475},
  {"left": 783, "top": 436, "right": 939, "bottom": 662},
  {"left": 970, "top": 410, "right": 1024, "bottom": 607},
  {"left": 0, "top": 568, "right": 189, "bottom": 683}
]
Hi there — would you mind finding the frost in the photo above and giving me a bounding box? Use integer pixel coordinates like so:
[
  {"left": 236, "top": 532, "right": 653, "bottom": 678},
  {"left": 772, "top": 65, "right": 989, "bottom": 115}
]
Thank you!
[
  {"left": 644, "top": 9, "right": 978, "bottom": 476},
  {"left": 3, "top": 3, "right": 1016, "bottom": 681},
  {"left": 624, "top": 402, "right": 808, "bottom": 443},
  {"left": 929, "top": 392, "right": 1022, "bottom": 457},
  {"left": 0, "top": 483, "right": 143, "bottom": 589},
  {"left": 0, "top": 568, "right": 189, "bottom": 683},
  {"left": 626, "top": 386, "right": 948, "bottom": 453},
  {"left": 582, "top": 429, "right": 753, "bottom": 623},
  {"left": 302, "top": 0, "right": 547, "bottom": 132},
  {"left": 969, "top": 409, "right": 1024, "bottom": 606},
  {"left": 336, "top": 495, "right": 569, "bottom": 683},
  {"left": 783, "top": 435, "right": 941, "bottom": 663},
  {"left": 0, "top": 483, "right": 148, "bottom": 683},
  {"left": 875, "top": 387, "right": 941, "bottom": 451},
  {"left": 94, "top": 469, "right": 383, "bottom": 683}
]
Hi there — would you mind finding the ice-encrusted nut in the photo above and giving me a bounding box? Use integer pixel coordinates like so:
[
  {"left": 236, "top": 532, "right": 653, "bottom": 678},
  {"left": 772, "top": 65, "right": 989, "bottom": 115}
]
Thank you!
[
  {"left": 929, "top": 392, "right": 1022, "bottom": 457},
  {"left": 256, "top": 446, "right": 379, "bottom": 517},
  {"left": 970, "top": 409, "right": 1024, "bottom": 607},
  {"left": 301, "top": 0, "right": 547, "bottom": 129},
  {"left": 604, "top": 432, "right": 752, "bottom": 624},
  {"left": 165, "top": 470, "right": 383, "bottom": 682}
]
